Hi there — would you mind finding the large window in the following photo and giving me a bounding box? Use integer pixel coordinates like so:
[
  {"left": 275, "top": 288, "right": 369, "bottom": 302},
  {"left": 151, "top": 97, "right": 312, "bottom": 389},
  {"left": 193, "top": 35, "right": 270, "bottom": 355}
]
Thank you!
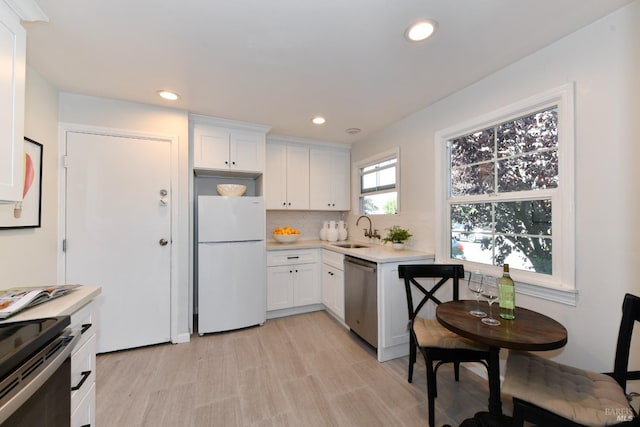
[
  {"left": 358, "top": 149, "right": 399, "bottom": 215},
  {"left": 435, "top": 84, "right": 575, "bottom": 304}
]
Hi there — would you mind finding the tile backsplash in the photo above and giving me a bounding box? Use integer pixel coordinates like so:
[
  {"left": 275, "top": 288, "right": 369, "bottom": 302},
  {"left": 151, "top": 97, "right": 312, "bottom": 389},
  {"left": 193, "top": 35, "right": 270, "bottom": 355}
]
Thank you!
[
  {"left": 266, "top": 211, "right": 344, "bottom": 241},
  {"left": 266, "top": 210, "right": 434, "bottom": 253}
]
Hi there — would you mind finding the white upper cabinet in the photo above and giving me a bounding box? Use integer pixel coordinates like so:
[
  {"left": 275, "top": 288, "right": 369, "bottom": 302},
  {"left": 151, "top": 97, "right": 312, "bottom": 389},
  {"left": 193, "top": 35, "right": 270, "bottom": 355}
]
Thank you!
[
  {"left": 0, "top": 3, "right": 26, "bottom": 202},
  {"left": 193, "top": 127, "right": 264, "bottom": 172},
  {"left": 265, "top": 142, "right": 309, "bottom": 210},
  {"left": 230, "top": 132, "right": 263, "bottom": 172},
  {"left": 191, "top": 115, "right": 270, "bottom": 174},
  {"left": 309, "top": 148, "right": 350, "bottom": 211}
]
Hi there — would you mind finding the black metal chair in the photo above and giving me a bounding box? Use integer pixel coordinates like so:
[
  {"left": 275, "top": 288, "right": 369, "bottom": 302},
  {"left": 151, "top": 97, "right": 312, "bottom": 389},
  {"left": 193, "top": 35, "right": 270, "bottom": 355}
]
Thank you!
[
  {"left": 503, "top": 293, "right": 640, "bottom": 426},
  {"left": 398, "top": 264, "right": 490, "bottom": 427}
]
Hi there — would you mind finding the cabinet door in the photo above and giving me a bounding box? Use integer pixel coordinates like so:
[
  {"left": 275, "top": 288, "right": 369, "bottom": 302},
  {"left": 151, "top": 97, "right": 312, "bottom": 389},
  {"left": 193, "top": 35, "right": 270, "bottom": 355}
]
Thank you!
[
  {"left": 231, "top": 131, "right": 263, "bottom": 172},
  {"left": 267, "top": 265, "right": 294, "bottom": 310},
  {"left": 321, "top": 264, "right": 334, "bottom": 308},
  {"left": 265, "top": 143, "right": 287, "bottom": 209},
  {"left": 381, "top": 263, "right": 412, "bottom": 349},
  {"left": 309, "top": 149, "right": 333, "bottom": 210},
  {"left": 331, "top": 150, "right": 351, "bottom": 211},
  {"left": 71, "top": 334, "right": 96, "bottom": 413},
  {"left": 193, "top": 127, "right": 230, "bottom": 169},
  {"left": 265, "top": 143, "right": 309, "bottom": 210},
  {"left": 0, "top": 5, "right": 25, "bottom": 202},
  {"left": 333, "top": 267, "right": 345, "bottom": 320},
  {"left": 286, "top": 144, "right": 309, "bottom": 209},
  {"left": 322, "top": 264, "right": 345, "bottom": 320},
  {"left": 71, "top": 382, "right": 95, "bottom": 427},
  {"left": 309, "top": 148, "right": 350, "bottom": 211},
  {"left": 293, "top": 262, "right": 320, "bottom": 306}
]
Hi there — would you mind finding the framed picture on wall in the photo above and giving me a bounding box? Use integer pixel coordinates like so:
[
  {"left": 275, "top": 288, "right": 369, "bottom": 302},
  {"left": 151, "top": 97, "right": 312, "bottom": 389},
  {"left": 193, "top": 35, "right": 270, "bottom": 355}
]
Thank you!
[{"left": 0, "top": 137, "right": 43, "bottom": 229}]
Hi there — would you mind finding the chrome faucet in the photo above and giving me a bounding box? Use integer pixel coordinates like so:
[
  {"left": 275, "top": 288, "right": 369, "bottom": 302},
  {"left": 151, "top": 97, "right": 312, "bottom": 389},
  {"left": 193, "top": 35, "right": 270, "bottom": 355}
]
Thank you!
[{"left": 356, "top": 215, "right": 380, "bottom": 239}]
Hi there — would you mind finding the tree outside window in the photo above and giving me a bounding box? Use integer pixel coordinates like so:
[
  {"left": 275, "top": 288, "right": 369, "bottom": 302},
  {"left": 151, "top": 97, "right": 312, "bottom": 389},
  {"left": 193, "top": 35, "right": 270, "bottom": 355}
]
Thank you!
[{"left": 448, "top": 108, "right": 558, "bottom": 274}]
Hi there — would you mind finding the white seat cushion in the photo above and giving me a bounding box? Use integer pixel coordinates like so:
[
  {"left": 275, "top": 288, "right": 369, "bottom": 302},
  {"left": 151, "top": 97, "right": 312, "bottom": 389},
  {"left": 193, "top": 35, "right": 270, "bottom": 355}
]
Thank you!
[
  {"left": 503, "top": 351, "right": 634, "bottom": 426},
  {"left": 413, "top": 317, "right": 488, "bottom": 350}
]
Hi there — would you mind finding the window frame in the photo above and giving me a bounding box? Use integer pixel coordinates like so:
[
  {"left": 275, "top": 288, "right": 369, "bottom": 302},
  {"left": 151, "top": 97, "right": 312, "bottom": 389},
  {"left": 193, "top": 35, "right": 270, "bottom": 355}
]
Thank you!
[
  {"left": 435, "top": 84, "right": 576, "bottom": 305},
  {"left": 357, "top": 148, "right": 400, "bottom": 215}
]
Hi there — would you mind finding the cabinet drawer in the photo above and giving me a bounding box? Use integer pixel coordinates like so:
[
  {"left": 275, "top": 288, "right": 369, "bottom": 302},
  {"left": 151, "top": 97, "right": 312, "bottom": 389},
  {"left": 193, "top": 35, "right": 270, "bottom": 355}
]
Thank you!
[
  {"left": 70, "top": 301, "right": 97, "bottom": 350},
  {"left": 71, "top": 333, "right": 96, "bottom": 412},
  {"left": 322, "top": 249, "right": 344, "bottom": 270},
  {"left": 71, "top": 381, "right": 95, "bottom": 427},
  {"left": 267, "top": 249, "right": 319, "bottom": 266}
]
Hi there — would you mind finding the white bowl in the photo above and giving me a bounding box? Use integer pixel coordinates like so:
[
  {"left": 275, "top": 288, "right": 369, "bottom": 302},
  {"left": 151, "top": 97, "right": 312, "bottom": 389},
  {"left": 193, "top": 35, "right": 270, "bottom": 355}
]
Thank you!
[
  {"left": 273, "top": 233, "right": 301, "bottom": 244},
  {"left": 216, "top": 184, "right": 247, "bottom": 196}
]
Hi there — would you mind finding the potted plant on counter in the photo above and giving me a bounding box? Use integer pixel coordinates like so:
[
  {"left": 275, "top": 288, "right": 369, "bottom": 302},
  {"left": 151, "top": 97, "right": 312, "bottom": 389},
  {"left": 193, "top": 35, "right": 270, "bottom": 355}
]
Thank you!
[{"left": 382, "top": 225, "right": 412, "bottom": 250}]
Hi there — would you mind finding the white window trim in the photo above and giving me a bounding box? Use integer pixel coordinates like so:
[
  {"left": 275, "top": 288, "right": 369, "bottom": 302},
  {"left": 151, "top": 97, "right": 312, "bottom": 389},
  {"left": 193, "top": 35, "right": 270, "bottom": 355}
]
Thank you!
[
  {"left": 435, "top": 83, "right": 576, "bottom": 306},
  {"left": 356, "top": 147, "right": 400, "bottom": 215}
]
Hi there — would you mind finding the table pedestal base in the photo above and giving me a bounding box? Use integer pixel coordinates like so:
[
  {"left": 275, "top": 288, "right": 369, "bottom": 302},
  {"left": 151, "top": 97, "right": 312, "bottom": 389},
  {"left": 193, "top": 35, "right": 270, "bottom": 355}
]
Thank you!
[{"left": 458, "top": 411, "right": 512, "bottom": 427}]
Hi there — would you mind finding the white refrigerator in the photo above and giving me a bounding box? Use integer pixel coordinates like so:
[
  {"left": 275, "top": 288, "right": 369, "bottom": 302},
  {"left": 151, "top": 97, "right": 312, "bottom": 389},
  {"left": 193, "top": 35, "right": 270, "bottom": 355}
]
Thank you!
[{"left": 197, "top": 195, "right": 266, "bottom": 334}]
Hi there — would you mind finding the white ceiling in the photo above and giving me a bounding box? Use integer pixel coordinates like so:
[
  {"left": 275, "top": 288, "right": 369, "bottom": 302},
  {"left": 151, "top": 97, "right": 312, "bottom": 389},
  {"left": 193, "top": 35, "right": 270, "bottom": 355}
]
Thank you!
[{"left": 23, "top": 0, "right": 633, "bottom": 144}]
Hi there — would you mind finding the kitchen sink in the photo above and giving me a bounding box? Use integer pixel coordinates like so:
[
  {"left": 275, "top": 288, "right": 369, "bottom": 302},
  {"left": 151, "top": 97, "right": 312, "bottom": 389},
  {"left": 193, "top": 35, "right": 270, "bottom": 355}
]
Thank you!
[{"left": 331, "top": 243, "right": 370, "bottom": 249}]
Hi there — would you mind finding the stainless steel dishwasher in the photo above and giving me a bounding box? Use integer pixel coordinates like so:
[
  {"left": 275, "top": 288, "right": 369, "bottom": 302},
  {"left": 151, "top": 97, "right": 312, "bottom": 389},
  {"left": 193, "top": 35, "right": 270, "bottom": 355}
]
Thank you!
[{"left": 344, "top": 255, "right": 378, "bottom": 348}]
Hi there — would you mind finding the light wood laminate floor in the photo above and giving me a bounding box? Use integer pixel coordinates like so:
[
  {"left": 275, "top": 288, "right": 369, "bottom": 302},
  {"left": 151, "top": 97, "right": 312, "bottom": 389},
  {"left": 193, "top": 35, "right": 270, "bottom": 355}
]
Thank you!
[{"left": 97, "top": 310, "right": 510, "bottom": 426}]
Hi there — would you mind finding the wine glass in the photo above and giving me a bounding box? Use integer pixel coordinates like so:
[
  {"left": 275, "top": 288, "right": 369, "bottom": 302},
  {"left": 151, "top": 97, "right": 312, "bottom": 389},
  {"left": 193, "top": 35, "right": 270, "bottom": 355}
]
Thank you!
[
  {"left": 481, "top": 280, "right": 501, "bottom": 326},
  {"left": 467, "top": 271, "right": 486, "bottom": 317}
]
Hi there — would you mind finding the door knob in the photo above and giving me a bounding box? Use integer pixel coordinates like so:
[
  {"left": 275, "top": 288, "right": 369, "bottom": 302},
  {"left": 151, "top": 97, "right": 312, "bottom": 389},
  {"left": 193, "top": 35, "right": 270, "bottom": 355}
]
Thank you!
[
  {"left": 159, "top": 189, "right": 168, "bottom": 206},
  {"left": 159, "top": 238, "right": 168, "bottom": 246}
]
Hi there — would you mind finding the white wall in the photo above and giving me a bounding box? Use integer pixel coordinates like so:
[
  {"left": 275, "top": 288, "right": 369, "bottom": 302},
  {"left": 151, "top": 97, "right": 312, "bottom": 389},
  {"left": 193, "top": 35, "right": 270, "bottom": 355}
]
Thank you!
[
  {"left": 0, "top": 66, "right": 59, "bottom": 286},
  {"left": 350, "top": 2, "right": 640, "bottom": 371},
  {"left": 58, "top": 93, "right": 191, "bottom": 341}
]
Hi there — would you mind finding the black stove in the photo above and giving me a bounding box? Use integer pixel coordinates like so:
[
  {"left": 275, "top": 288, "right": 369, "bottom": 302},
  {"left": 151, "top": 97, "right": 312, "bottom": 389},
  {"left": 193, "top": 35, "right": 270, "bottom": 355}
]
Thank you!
[{"left": 0, "top": 316, "right": 70, "bottom": 382}]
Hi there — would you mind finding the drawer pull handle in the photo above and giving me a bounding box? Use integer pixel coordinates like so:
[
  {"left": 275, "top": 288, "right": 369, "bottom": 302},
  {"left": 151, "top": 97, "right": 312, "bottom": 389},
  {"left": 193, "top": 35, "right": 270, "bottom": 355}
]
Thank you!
[
  {"left": 287, "top": 256, "right": 299, "bottom": 259},
  {"left": 72, "top": 370, "right": 92, "bottom": 391},
  {"left": 81, "top": 425, "right": 91, "bottom": 427},
  {"left": 81, "top": 323, "right": 92, "bottom": 334}
]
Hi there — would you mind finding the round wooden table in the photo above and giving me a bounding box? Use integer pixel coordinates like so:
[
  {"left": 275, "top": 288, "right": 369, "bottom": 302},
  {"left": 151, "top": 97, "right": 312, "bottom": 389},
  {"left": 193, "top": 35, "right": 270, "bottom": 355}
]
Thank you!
[{"left": 436, "top": 300, "right": 567, "bottom": 426}]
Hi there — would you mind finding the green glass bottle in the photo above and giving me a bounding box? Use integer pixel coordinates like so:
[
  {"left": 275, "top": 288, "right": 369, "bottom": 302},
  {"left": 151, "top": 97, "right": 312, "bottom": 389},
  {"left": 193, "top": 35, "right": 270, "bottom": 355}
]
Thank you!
[{"left": 498, "top": 264, "right": 515, "bottom": 320}]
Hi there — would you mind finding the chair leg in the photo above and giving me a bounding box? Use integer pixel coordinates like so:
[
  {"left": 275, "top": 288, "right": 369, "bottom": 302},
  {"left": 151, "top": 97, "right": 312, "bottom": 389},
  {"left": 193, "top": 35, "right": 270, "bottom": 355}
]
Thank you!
[
  {"left": 511, "top": 399, "right": 525, "bottom": 427},
  {"left": 454, "top": 360, "right": 460, "bottom": 382},
  {"left": 425, "top": 355, "right": 437, "bottom": 427},
  {"left": 408, "top": 338, "right": 416, "bottom": 383}
]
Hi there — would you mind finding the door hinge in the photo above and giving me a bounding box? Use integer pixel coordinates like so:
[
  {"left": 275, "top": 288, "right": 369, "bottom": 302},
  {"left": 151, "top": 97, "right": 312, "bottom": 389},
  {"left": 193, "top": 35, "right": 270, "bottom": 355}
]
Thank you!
[
  {"left": 62, "top": 239, "right": 67, "bottom": 252},
  {"left": 63, "top": 155, "right": 69, "bottom": 168}
]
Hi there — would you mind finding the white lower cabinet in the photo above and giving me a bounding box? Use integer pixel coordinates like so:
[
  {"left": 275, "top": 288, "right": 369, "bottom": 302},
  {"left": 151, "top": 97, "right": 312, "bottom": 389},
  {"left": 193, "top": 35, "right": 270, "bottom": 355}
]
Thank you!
[
  {"left": 71, "top": 379, "right": 95, "bottom": 427},
  {"left": 70, "top": 301, "right": 97, "bottom": 427},
  {"left": 321, "top": 250, "right": 345, "bottom": 321},
  {"left": 267, "top": 249, "right": 321, "bottom": 311},
  {"left": 377, "top": 259, "right": 432, "bottom": 362}
]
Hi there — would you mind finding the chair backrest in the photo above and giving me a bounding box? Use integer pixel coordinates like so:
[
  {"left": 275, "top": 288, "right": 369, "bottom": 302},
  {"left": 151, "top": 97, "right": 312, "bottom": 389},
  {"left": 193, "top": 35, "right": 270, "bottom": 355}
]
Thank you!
[
  {"left": 398, "top": 264, "right": 465, "bottom": 323},
  {"left": 612, "top": 293, "right": 640, "bottom": 390}
]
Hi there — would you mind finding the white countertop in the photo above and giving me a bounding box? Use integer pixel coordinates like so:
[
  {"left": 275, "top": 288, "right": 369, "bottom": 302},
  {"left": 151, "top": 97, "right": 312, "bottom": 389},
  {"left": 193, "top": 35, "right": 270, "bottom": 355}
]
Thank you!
[
  {"left": 266, "top": 239, "right": 434, "bottom": 263},
  {"left": 0, "top": 285, "right": 101, "bottom": 323}
]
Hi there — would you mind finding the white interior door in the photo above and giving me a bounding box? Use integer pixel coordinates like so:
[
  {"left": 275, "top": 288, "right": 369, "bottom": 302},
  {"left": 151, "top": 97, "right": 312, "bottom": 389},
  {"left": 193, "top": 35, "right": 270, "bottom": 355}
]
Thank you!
[{"left": 65, "top": 131, "right": 171, "bottom": 353}]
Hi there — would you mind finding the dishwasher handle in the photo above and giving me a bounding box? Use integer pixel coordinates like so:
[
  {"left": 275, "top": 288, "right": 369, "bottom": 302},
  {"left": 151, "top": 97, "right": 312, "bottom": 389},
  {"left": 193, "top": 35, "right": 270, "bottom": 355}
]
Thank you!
[{"left": 344, "top": 256, "right": 376, "bottom": 273}]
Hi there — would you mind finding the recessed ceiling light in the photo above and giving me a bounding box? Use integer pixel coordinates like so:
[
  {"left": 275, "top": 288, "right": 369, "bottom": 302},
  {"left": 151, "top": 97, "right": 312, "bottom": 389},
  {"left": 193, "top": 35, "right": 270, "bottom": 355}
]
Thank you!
[
  {"left": 311, "top": 116, "right": 326, "bottom": 125},
  {"left": 158, "top": 90, "right": 180, "bottom": 101},
  {"left": 405, "top": 20, "right": 438, "bottom": 42}
]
